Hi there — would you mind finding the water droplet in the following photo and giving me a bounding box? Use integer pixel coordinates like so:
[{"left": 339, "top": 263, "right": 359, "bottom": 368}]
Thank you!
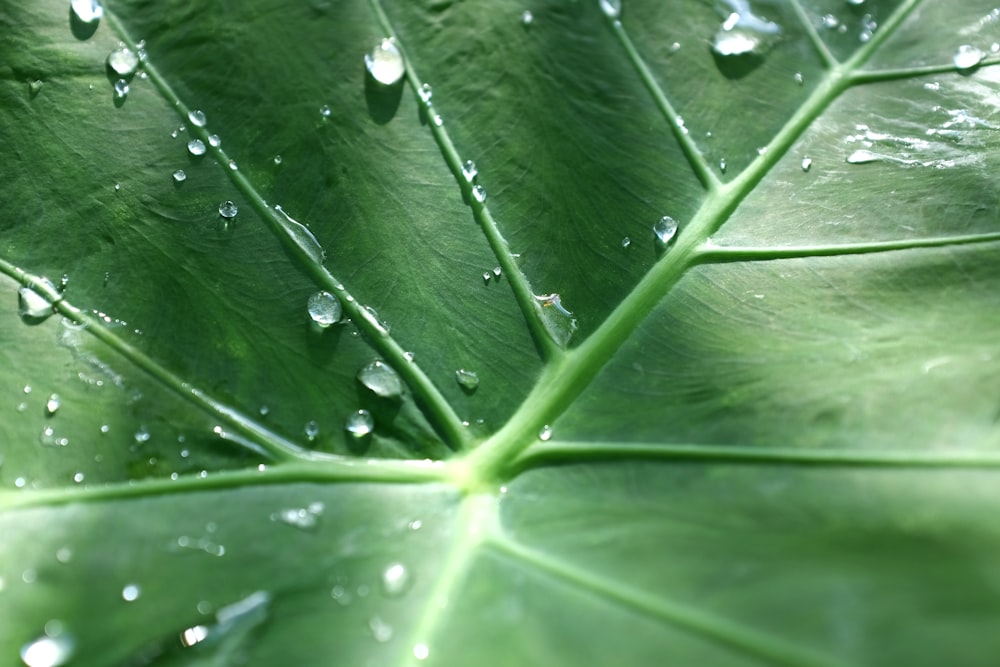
[
  {"left": 187, "top": 139, "right": 206, "bottom": 156},
  {"left": 369, "top": 616, "right": 394, "bottom": 642},
  {"left": 208, "top": 134, "right": 221, "bottom": 147},
  {"left": 18, "top": 281, "right": 56, "bottom": 323},
  {"left": 801, "top": 157, "right": 812, "bottom": 172},
  {"left": 55, "top": 547, "right": 73, "bottom": 563},
  {"left": 274, "top": 205, "right": 326, "bottom": 266},
  {"left": 72, "top": 472, "right": 84, "bottom": 483},
  {"left": 20, "top": 632, "right": 74, "bottom": 667},
  {"left": 357, "top": 360, "right": 404, "bottom": 398},
  {"left": 227, "top": 159, "right": 238, "bottom": 171},
  {"left": 492, "top": 266, "right": 502, "bottom": 278},
  {"left": 461, "top": 159, "right": 478, "bottom": 182},
  {"left": 522, "top": 9, "right": 534, "bottom": 25},
  {"left": 174, "top": 591, "right": 270, "bottom": 655},
  {"left": 307, "top": 291, "right": 342, "bottom": 327},
  {"left": 953, "top": 44, "right": 984, "bottom": 71},
  {"left": 273, "top": 154, "right": 282, "bottom": 165},
  {"left": 134, "top": 426, "right": 150, "bottom": 443},
  {"left": 346, "top": 409, "right": 374, "bottom": 438},
  {"left": 380, "top": 562, "right": 411, "bottom": 597},
  {"left": 45, "top": 394, "right": 60, "bottom": 416},
  {"left": 653, "top": 215, "right": 678, "bottom": 246},
  {"left": 413, "top": 643, "right": 430, "bottom": 661},
  {"left": 793, "top": 71, "right": 804, "bottom": 85},
  {"left": 107, "top": 46, "right": 139, "bottom": 76},
  {"left": 28, "top": 80, "right": 43, "bottom": 98},
  {"left": 218, "top": 201, "right": 238, "bottom": 219},
  {"left": 365, "top": 38, "right": 405, "bottom": 86},
  {"left": 534, "top": 293, "right": 578, "bottom": 346},
  {"left": 304, "top": 420, "right": 319, "bottom": 441},
  {"left": 482, "top": 271, "right": 491, "bottom": 283},
  {"left": 539, "top": 424, "right": 553, "bottom": 441},
  {"left": 121, "top": 583, "right": 141, "bottom": 602},
  {"left": 319, "top": 105, "right": 331, "bottom": 118},
  {"left": 172, "top": 169, "right": 186, "bottom": 183},
  {"left": 187, "top": 109, "right": 207, "bottom": 127},
  {"left": 408, "top": 519, "right": 423, "bottom": 530},
  {"left": 599, "top": 0, "right": 621, "bottom": 19},
  {"left": 846, "top": 0, "right": 865, "bottom": 5},
  {"left": 432, "top": 113, "right": 444, "bottom": 127},
  {"left": 621, "top": 236, "right": 631, "bottom": 248},
  {"left": 113, "top": 79, "right": 129, "bottom": 100},
  {"left": 711, "top": 4, "right": 781, "bottom": 58},
  {"left": 70, "top": 0, "right": 102, "bottom": 25},
  {"left": 271, "top": 503, "right": 323, "bottom": 530},
  {"left": 719, "top": 158, "right": 727, "bottom": 173},
  {"left": 846, "top": 149, "right": 878, "bottom": 164},
  {"left": 455, "top": 368, "right": 480, "bottom": 392},
  {"left": 418, "top": 83, "right": 432, "bottom": 104},
  {"left": 472, "top": 184, "right": 487, "bottom": 203}
]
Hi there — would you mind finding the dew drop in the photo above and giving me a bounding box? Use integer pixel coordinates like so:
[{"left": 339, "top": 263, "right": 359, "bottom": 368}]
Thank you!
[
  {"left": 304, "top": 420, "right": 319, "bottom": 441},
  {"left": 365, "top": 38, "right": 405, "bottom": 86},
  {"left": 621, "top": 236, "right": 631, "bottom": 248},
  {"left": 274, "top": 205, "right": 326, "bottom": 266},
  {"left": 432, "top": 113, "right": 444, "bottom": 127},
  {"left": 719, "top": 158, "right": 727, "bottom": 173},
  {"left": 801, "top": 157, "right": 813, "bottom": 172},
  {"left": 599, "top": 0, "right": 621, "bottom": 19},
  {"left": 413, "top": 643, "right": 430, "bottom": 661},
  {"left": 319, "top": 104, "right": 331, "bottom": 118},
  {"left": 793, "top": 71, "right": 804, "bottom": 85},
  {"left": 228, "top": 159, "right": 238, "bottom": 171},
  {"left": 307, "top": 291, "right": 342, "bottom": 327},
  {"left": 653, "top": 215, "right": 678, "bottom": 246},
  {"left": 72, "top": 472, "right": 84, "bottom": 483},
  {"left": 418, "top": 83, "right": 432, "bottom": 104},
  {"left": 492, "top": 266, "right": 501, "bottom": 278},
  {"left": 539, "top": 424, "right": 553, "bottom": 441},
  {"left": 472, "top": 184, "right": 487, "bottom": 203},
  {"left": 134, "top": 426, "right": 150, "bottom": 444},
  {"left": 846, "top": 149, "right": 878, "bottom": 164},
  {"left": 380, "top": 562, "right": 411, "bottom": 597},
  {"left": 522, "top": 9, "right": 534, "bottom": 25},
  {"left": 208, "top": 134, "right": 221, "bottom": 147},
  {"left": 271, "top": 503, "right": 323, "bottom": 530},
  {"left": 121, "top": 583, "right": 141, "bottom": 602},
  {"left": 113, "top": 79, "right": 129, "bottom": 100},
  {"left": 369, "top": 616, "right": 394, "bottom": 642},
  {"left": 18, "top": 282, "right": 55, "bottom": 323},
  {"left": 28, "top": 80, "right": 44, "bottom": 98},
  {"left": 482, "top": 271, "right": 491, "bottom": 283},
  {"left": 187, "top": 139, "right": 206, "bottom": 156},
  {"left": 45, "top": 394, "right": 60, "bottom": 416},
  {"left": 455, "top": 368, "right": 480, "bottom": 392},
  {"left": 218, "top": 201, "right": 238, "bottom": 219},
  {"left": 357, "top": 360, "right": 404, "bottom": 398},
  {"left": 346, "top": 409, "right": 374, "bottom": 438},
  {"left": 953, "top": 44, "right": 984, "bottom": 71},
  {"left": 70, "top": 0, "right": 102, "bottom": 25},
  {"left": 55, "top": 547, "right": 73, "bottom": 563},
  {"left": 461, "top": 159, "right": 478, "bottom": 183},
  {"left": 172, "top": 169, "right": 186, "bottom": 183},
  {"left": 187, "top": 109, "right": 207, "bottom": 127},
  {"left": 107, "top": 47, "right": 139, "bottom": 78},
  {"left": 273, "top": 154, "right": 282, "bottom": 165},
  {"left": 20, "top": 633, "right": 74, "bottom": 667}
]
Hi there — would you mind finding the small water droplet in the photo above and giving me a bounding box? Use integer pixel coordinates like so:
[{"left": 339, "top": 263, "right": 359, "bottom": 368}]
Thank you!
[
  {"left": 432, "top": 113, "right": 444, "bottom": 127},
  {"left": 303, "top": 420, "right": 319, "bottom": 441},
  {"left": 18, "top": 281, "right": 55, "bottom": 323},
  {"left": 70, "top": 0, "right": 102, "bottom": 25},
  {"left": 208, "top": 134, "right": 221, "bottom": 147},
  {"left": 455, "top": 368, "right": 480, "bottom": 392},
  {"left": 45, "top": 394, "right": 60, "bottom": 416},
  {"left": 307, "top": 291, "right": 342, "bottom": 327},
  {"left": 107, "top": 46, "right": 139, "bottom": 76},
  {"left": 273, "top": 154, "right": 282, "bottom": 165},
  {"left": 271, "top": 503, "right": 323, "bottom": 529},
  {"left": 346, "top": 409, "right": 374, "bottom": 438},
  {"left": 521, "top": 9, "right": 534, "bottom": 25},
  {"left": 365, "top": 38, "right": 405, "bottom": 86},
  {"left": 599, "top": 0, "right": 621, "bottom": 19},
  {"left": 472, "top": 184, "right": 486, "bottom": 203},
  {"left": 319, "top": 105, "right": 331, "bottom": 118},
  {"left": 134, "top": 426, "right": 150, "bottom": 444},
  {"left": 621, "top": 236, "right": 631, "bottom": 248},
  {"left": 113, "top": 79, "right": 129, "bottom": 100},
  {"left": 20, "top": 632, "right": 74, "bottom": 667},
  {"left": 846, "top": 149, "right": 878, "bottom": 164},
  {"left": 380, "top": 562, "right": 411, "bottom": 597},
  {"left": 492, "top": 266, "right": 501, "bottom": 278},
  {"left": 793, "top": 71, "right": 804, "bottom": 85},
  {"left": 539, "top": 424, "right": 553, "bottom": 441},
  {"left": 418, "top": 83, "right": 432, "bottom": 104},
  {"left": 719, "top": 158, "right": 727, "bottom": 173},
  {"left": 55, "top": 547, "right": 73, "bottom": 563},
  {"left": 413, "top": 643, "right": 430, "bottom": 661},
  {"left": 72, "top": 472, "right": 84, "bottom": 483},
  {"left": 28, "top": 80, "right": 44, "bottom": 97},
  {"left": 801, "top": 157, "right": 813, "bottom": 172},
  {"left": 653, "top": 215, "right": 678, "bottom": 246},
  {"left": 357, "top": 360, "right": 403, "bottom": 398},
  {"left": 172, "top": 169, "right": 186, "bottom": 183},
  {"left": 461, "top": 159, "right": 478, "bottom": 183},
  {"left": 369, "top": 616, "right": 394, "bottom": 642},
  {"left": 482, "top": 271, "right": 491, "bottom": 283},
  {"left": 408, "top": 519, "right": 423, "bottom": 531},
  {"left": 121, "top": 583, "right": 141, "bottom": 602},
  {"left": 187, "top": 139, "right": 206, "bottom": 156},
  {"left": 218, "top": 201, "right": 238, "bottom": 219},
  {"left": 187, "top": 109, "right": 207, "bottom": 127},
  {"left": 953, "top": 44, "right": 984, "bottom": 71}
]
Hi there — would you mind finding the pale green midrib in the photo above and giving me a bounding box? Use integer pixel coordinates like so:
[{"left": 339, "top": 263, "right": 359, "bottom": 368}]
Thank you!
[
  {"left": 366, "top": 0, "right": 561, "bottom": 361},
  {"left": 0, "top": 458, "right": 449, "bottom": 511},
  {"left": 487, "top": 537, "right": 848, "bottom": 667},
  {"left": 103, "top": 9, "right": 471, "bottom": 452},
  {"left": 515, "top": 441, "right": 1000, "bottom": 471},
  {"left": 462, "top": 0, "right": 929, "bottom": 481}
]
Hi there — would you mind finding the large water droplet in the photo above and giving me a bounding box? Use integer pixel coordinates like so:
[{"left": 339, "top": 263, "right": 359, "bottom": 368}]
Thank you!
[
  {"left": 274, "top": 205, "right": 326, "bottom": 266},
  {"left": 346, "top": 409, "right": 374, "bottom": 438},
  {"left": 380, "top": 562, "right": 411, "bottom": 597},
  {"left": 953, "top": 44, "right": 984, "bottom": 71},
  {"left": 534, "top": 294, "right": 578, "bottom": 347},
  {"left": 20, "top": 632, "right": 74, "bottom": 667},
  {"left": 455, "top": 368, "right": 480, "bottom": 392},
  {"left": 121, "top": 583, "right": 141, "bottom": 602},
  {"left": 461, "top": 160, "right": 478, "bottom": 183},
  {"left": 218, "top": 201, "right": 238, "bottom": 219},
  {"left": 653, "top": 215, "right": 678, "bottom": 246},
  {"left": 70, "top": 0, "right": 102, "bottom": 25},
  {"left": 113, "top": 79, "right": 129, "bottom": 100},
  {"left": 711, "top": 1, "right": 781, "bottom": 58},
  {"left": 187, "top": 139, "right": 206, "bottom": 156},
  {"left": 357, "top": 361, "right": 404, "bottom": 398},
  {"left": 18, "top": 282, "right": 55, "bottom": 324},
  {"left": 365, "top": 38, "right": 405, "bottom": 86},
  {"left": 307, "top": 291, "right": 341, "bottom": 327},
  {"left": 599, "top": 0, "right": 621, "bottom": 19},
  {"left": 187, "top": 109, "right": 207, "bottom": 127},
  {"left": 107, "top": 46, "right": 139, "bottom": 76}
]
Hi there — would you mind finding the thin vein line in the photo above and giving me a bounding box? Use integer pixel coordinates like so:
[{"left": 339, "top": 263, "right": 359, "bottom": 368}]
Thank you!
[
  {"left": 488, "top": 537, "right": 847, "bottom": 667},
  {"left": 366, "top": 0, "right": 561, "bottom": 359},
  {"left": 851, "top": 58, "right": 1000, "bottom": 85},
  {"left": 788, "top": 0, "right": 838, "bottom": 69},
  {"left": 102, "top": 9, "right": 470, "bottom": 451}
]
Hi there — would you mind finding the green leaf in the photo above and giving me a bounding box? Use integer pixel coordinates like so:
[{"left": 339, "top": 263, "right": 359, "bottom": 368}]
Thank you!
[{"left": 3, "top": 0, "right": 1000, "bottom": 665}]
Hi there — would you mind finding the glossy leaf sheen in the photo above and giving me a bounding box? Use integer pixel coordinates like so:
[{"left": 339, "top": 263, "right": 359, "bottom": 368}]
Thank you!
[{"left": 3, "top": 1, "right": 1000, "bottom": 665}]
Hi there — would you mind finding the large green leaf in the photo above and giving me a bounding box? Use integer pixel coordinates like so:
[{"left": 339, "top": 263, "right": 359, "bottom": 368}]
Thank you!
[{"left": 3, "top": 0, "right": 1000, "bottom": 665}]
